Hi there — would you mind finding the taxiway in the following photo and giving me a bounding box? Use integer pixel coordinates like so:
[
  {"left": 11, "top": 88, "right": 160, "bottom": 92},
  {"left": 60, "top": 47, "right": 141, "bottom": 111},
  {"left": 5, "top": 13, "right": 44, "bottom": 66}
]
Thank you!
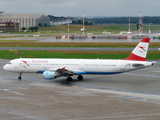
[{"left": 1, "top": 59, "right": 160, "bottom": 120}]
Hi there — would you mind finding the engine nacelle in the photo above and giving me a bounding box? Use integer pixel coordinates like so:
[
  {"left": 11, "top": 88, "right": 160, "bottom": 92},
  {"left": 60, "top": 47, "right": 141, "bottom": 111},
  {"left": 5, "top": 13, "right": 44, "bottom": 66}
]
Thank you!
[{"left": 43, "top": 71, "right": 56, "bottom": 79}]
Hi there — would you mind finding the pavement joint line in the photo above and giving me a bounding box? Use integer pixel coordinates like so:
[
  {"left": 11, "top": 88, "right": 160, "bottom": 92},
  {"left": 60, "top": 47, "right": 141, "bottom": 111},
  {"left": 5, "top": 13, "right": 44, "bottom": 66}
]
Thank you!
[
  {"left": 123, "top": 73, "right": 160, "bottom": 78},
  {"left": 0, "top": 109, "right": 49, "bottom": 120},
  {"left": 84, "top": 88, "right": 160, "bottom": 100},
  {"left": 63, "top": 113, "right": 160, "bottom": 120}
]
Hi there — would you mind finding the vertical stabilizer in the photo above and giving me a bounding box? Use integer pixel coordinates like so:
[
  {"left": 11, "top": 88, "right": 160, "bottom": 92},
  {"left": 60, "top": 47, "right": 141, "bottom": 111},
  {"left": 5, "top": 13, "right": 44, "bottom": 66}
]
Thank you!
[{"left": 124, "top": 38, "right": 150, "bottom": 61}]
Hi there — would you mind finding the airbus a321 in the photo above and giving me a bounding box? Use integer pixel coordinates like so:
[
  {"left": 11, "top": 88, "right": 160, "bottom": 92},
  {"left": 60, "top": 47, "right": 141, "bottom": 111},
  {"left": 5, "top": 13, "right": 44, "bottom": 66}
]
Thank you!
[{"left": 3, "top": 38, "right": 153, "bottom": 81}]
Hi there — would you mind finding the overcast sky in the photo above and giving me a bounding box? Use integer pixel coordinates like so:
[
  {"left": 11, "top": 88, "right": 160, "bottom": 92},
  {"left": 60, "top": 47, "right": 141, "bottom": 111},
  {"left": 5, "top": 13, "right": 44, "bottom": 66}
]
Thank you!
[{"left": 0, "top": 0, "right": 160, "bottom": 17}]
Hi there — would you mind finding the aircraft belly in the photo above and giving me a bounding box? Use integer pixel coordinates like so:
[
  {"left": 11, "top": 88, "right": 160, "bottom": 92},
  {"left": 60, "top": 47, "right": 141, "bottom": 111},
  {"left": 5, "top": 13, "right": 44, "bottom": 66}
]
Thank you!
[{"left": 85, "top": 72, "right": 122, "bottom": 75}]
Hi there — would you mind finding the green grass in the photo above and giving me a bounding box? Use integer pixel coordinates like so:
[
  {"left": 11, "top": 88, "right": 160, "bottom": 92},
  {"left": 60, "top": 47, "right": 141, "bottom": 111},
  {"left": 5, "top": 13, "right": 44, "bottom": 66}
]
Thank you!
[
  {"left": 0, "top": 50, "right": 159, "bottom": 60},
  {"left": 1, "top": 42, "right": 160, "bottom": 47},
  {"left": 4, "top": 24, "right": 160, "bottom": 35},
  {"left": 42, "top": 24, "right": 160, "bottom": 34},
  {"left": 0, "top": 40, "right": 38, "bottom": 42},
  {"left": 38, "top": 24, "right": 131, "bottom": 34}
]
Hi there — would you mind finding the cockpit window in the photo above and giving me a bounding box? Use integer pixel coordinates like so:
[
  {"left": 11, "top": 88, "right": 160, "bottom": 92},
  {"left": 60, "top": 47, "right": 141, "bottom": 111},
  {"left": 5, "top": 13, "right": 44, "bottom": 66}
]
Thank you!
[{"left": 8, "top": 62, "right": 12, "bottom": 64}]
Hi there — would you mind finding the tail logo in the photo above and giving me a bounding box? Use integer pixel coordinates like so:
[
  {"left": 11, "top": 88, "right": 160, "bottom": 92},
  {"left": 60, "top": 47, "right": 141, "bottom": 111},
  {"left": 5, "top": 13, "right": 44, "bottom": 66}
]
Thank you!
[
  {"left": 22, "top": 61, "right": 30, "bottom": 66},
  {"left": 138, "top": 46, "right": 146, "bottom": 52}
]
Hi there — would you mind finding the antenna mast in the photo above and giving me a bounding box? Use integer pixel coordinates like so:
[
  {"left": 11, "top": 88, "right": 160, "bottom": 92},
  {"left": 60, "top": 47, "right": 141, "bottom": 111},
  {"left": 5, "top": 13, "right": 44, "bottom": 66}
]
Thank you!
[
  {"left": 138, "top": 11, "right": 143, "bottom": 35},
  {"left": 82, "top": 11, "right": 85, "bottom": 35},
  {"left": 68, "top": 16, "right": 70, "bottom": 40},
  {"left": 128, "top": 16, "right": 131, "bottom": 34}
]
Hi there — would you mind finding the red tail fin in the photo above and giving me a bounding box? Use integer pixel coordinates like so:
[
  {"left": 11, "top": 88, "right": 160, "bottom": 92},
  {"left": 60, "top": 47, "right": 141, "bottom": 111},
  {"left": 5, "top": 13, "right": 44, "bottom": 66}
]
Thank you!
[{"left": 124, "top": 38, "right": 150, "bottom": 61}]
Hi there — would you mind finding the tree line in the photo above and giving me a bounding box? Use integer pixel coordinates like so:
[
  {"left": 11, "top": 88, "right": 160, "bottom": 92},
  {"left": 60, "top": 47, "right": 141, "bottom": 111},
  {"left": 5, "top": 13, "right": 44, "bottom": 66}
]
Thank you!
[
  {"left": 21, "top": 26, "right": 39, "bottom": 32},
  {"left": 48, "top": 15, "right": 74, "bottom": 21},
  {"left": 48, "top": 15, "right": 93, "bottom": 25},
  {"left": 87, "top": 16, "right": 160, "bottom": 24},
  {"left": 48, "top": 15, "right": 160, "bottom": 25},
  {"left": 71, "top": 20, "right": 93, "bottom": 25}
]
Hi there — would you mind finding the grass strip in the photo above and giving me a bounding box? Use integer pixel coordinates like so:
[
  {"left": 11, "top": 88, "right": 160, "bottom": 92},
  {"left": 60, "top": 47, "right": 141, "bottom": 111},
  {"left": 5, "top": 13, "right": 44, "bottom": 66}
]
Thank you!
[
  {"left": 0, "top": 42, "right": 160, "bottom": 47},
  {"left": 0, "top": 50, "right": 159, "bottom": 60}
]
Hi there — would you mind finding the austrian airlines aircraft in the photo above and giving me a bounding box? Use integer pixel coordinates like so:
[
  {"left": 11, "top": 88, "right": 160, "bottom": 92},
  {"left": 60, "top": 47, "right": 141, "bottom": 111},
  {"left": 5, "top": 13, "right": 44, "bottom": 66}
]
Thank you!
[{"left": 3, "top": 38, "right": 153, "bottom": 81}]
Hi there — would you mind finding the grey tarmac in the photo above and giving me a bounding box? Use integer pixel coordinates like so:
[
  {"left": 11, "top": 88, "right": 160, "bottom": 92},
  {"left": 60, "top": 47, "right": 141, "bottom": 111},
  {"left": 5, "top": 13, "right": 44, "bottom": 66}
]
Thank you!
[
  {"left": 1, "top": 59, "right": 160, "bottom": 120},
  {"left": 0, "top": 47, "right": 158, "bottom": 51}
]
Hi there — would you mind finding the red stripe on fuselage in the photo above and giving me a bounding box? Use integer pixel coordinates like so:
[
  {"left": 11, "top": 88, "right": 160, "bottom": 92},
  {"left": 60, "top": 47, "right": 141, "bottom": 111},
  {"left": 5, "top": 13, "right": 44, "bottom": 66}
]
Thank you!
[{"left": 124, "top": 53, "right": 146, "bottom": 61}]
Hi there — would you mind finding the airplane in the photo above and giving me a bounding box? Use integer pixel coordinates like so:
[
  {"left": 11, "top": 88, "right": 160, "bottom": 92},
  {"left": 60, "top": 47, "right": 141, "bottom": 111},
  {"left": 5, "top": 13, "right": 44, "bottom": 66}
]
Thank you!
[{"left": 3, "top": 38, "right": 153, "bottom": 81}]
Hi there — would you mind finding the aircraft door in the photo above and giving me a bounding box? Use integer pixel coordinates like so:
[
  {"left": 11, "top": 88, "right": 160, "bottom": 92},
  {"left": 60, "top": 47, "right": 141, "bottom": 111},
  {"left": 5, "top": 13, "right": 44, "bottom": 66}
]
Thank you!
[
  {"left": 43, "top": 63, "right": 48, "bottom": 70},
  {"left": 14, "top": 62, "right": 23, "bottom": 72},
  {"left": 14, "top": 62, "right": 19, "bottom": 69},
  {"left": 120, "top": 61, "right": 126, "bottom": 70},
  {"left": 79, "top": 62, "right": 83, "bottom": 70}
]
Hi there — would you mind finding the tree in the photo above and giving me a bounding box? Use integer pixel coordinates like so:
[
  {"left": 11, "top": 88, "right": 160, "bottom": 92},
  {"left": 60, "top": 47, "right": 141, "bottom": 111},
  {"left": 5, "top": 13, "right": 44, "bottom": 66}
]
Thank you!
[
  {"left": 28, "top": 26, "right": 39, "bottom": 32},
  {"left": 21, "top": 27, "right": 26, "bottom": 31},
  {"left": 33, "top": 26, "right": 39, "bottom": 32},
  {"left": 72, "top": 20, "right": 77, "bottom": 24},
  {"left": 71, "top": 19, "right": 93, "bottom": 25},
  {"left": 28, "top": 27, "right": 34, "bottom": 32},
  {"left": 77, "top": 20, "right": 83, "bottom": 24}
]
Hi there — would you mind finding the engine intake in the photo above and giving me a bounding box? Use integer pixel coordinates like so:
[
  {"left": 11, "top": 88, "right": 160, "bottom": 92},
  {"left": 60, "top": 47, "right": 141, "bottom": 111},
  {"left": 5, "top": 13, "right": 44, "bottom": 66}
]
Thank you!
[{"left": 43, "top": 71, "right": 57, "bottom": 79}]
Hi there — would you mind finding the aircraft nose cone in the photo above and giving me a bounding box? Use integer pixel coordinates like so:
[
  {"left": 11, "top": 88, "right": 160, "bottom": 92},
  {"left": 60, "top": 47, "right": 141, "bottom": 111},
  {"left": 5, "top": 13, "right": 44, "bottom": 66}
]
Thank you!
[{"left": 3, "top": 64, "right": 8, "bottom": 70}]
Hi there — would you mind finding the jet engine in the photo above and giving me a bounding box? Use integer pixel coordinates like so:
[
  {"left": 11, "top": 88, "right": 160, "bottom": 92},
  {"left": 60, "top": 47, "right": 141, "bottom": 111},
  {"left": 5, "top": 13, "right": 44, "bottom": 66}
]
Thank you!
[{"left": 43, "top": 71, "right": 61, "bottom": 79}]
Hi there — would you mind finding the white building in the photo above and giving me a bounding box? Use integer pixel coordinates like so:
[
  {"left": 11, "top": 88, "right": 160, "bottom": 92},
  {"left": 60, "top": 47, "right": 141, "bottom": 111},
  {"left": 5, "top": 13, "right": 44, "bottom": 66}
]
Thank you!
[{"left": 0, "top": 13, "right": 50, "bottom": 28}]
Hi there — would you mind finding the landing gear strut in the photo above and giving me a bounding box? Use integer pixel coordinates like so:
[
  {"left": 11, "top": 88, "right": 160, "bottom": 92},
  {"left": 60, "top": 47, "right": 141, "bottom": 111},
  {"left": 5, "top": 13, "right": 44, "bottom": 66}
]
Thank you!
[{"left": 18, "top": 73, "right": 22, "bottom": 80}]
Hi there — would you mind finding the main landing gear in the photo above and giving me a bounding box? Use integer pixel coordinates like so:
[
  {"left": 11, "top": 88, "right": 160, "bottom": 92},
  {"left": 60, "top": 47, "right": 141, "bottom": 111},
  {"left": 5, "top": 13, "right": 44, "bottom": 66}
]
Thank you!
[
  {"left": 18, "top": 73, "right": 22, "bottom": 80},
  {"left": 77, "top": 75, "right": 83, "bottom": 81},
  {"left": 66, "top": 75, "right": 83, "bottom": 82},
  {"left": 66, "top": 77, "right": 73, "bottom": 82}
]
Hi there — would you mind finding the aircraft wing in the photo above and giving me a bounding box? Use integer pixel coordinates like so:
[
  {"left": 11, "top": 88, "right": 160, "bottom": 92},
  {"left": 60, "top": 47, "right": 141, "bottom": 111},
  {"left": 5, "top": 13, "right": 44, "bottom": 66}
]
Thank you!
[{"left": 48, "top": 67, "right": 86, "bottom": 77}]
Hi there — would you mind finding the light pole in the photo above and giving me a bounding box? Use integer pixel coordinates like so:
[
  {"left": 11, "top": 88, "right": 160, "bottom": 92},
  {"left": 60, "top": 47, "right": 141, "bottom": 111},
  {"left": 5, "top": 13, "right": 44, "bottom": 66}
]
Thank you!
[
  {"left": 68, "top": 16, "right": 70, "bottom": 40},
  {"left": 81, "top": 11, "right": 85, "bottom": 35},
  {"left": 149, "top": 23, "right": 151, "bottom": 34}
]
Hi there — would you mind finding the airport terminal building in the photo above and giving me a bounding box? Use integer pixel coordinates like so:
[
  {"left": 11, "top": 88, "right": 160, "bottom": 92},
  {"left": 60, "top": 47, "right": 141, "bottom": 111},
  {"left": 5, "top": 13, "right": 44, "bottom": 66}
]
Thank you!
[
  {"left": 0, "top": 22, "right": 19, "bottom": 32},
  {"left": 0, "top": 13, "right": 50, "bottom": 28}
]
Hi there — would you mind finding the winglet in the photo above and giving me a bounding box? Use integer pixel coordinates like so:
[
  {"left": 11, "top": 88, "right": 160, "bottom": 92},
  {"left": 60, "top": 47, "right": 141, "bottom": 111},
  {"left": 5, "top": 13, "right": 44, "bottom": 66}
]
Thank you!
[{"left": 124, "top": 38, "right": 150, "bottom": 61}]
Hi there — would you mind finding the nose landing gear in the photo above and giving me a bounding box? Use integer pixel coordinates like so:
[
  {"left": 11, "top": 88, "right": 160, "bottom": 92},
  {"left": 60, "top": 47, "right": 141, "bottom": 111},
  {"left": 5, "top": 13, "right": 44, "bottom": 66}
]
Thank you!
[{"left": 18, "top": 73, "right": 22, "bottom": 80}]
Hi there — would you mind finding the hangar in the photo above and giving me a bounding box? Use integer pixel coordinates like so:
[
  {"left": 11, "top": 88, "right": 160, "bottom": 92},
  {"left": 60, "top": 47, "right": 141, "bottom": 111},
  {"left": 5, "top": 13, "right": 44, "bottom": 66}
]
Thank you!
[{"left": 0, "top": 13, "right": 50, "bottom": 28}]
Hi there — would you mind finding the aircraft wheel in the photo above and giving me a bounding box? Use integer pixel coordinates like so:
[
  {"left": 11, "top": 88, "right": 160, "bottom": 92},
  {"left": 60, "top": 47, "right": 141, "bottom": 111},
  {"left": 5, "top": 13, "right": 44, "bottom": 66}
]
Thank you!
[
  {"left": 18, "top": 73, "right": 22, "bottom": 80},
  {"left": 77, "top": 75, "right": 83, "bottom": 81},
  {"left": 66, "top": 77, "right": 73, "bottom": 82}
]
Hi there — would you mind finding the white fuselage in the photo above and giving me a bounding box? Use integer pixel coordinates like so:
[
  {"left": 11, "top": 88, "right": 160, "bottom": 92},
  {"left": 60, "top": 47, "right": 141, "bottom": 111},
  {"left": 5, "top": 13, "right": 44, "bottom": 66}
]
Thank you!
[{"left": 3, "top": 58, "right": 153, "bottom": 75}]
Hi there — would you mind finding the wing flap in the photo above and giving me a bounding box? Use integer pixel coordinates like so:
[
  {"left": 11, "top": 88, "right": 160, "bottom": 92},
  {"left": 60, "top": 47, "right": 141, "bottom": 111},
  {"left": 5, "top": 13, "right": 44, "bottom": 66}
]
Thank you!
[{"left": 48, "top": 67, "right": 85, "bottom": 77}]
